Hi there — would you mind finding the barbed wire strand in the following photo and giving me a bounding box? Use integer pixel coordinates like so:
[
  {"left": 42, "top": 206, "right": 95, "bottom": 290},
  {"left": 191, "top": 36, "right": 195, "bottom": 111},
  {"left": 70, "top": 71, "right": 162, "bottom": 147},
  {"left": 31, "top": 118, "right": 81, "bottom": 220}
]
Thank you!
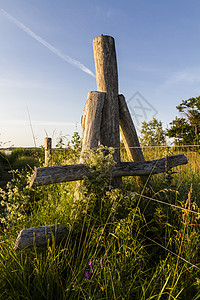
[
  {"left": 135, "top": 192, "right": 200, "bottom": 270},
  {"left": 134, "top": 192, "right": 200, "bottom": 216},
  {"left": 139, "top": 232, "right": 200, "bottom": 271},
  {"left": 120, "top": 144, "right": 200, "bottom": 149},
  {"left": 0, "top": 144, "right": 200, "bottom": 151},
  {"left": 117, "top": 145, "right": 200, "bottom": 150},
  {"left": 52, "top": 144, "right": 200, "bottom": 151},
  {"left": 48, "top": 144, "right": 200, "bottom": 152}
]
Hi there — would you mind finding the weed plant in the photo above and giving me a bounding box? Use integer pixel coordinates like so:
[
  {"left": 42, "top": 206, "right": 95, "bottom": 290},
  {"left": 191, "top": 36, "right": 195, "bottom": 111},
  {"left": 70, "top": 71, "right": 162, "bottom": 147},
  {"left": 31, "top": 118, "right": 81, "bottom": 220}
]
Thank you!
[{"left": 0, "top": 137, "right": 200, "bottom": 299}]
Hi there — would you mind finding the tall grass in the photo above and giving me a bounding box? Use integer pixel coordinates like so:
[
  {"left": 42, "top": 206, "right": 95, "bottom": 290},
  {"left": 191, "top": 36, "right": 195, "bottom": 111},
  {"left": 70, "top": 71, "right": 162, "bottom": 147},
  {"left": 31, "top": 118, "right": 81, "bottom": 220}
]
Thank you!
[{"left": 0, "top": 140, "right": 200, "bottom": 299}]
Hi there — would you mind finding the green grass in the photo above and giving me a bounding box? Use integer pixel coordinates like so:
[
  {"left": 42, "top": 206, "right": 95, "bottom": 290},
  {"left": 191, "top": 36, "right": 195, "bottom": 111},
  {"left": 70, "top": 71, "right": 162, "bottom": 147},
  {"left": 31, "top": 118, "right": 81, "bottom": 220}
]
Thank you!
[
  {"left": 0, "top": 148, "right": 42, "bottom": 188},
  {"left": 0, "top": 143, "right": 200, "bottom": 299}
]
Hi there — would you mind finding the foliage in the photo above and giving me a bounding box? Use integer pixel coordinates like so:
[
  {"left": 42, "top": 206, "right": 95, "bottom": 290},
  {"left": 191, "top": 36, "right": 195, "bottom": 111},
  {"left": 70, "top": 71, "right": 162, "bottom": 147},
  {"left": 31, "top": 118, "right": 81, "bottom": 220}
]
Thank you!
[
  {"left": 140, "top": 117, "right": 166, "bottom": 147},
  {"left": 52, "top": 131, "right": 82, "bottom": 165},
  {"left": 74, "top": 146, "right": 134, "bottom": 225},
  {"left": 167, "top": 117, "right": 195, "bottom": 146},
  {"left": 177, "top": 96, "right": 200, "bottom": 134},
  {"left": 9, "top": 148, "right": 43, "bottom": 162},
  {"left": 0, "top": 136, "right": 200, "bottom": 299},
  {"left": 0, "top": 169, "right": 42, "bottom": 229},
  {"left": 0, "top": 148, "right": 42, "bottom": 188},
  {"left": 167, "top": 96, "right": 200, "bottom": 145}
]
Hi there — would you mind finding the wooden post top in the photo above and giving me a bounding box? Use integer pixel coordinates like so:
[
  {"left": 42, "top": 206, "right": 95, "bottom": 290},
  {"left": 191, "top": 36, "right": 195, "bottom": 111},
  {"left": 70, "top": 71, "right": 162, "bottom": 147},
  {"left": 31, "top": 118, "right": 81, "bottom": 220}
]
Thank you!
[
  {"left": 93, "top": 35, "right": 118, "bottom": 94},
  {"left": 44, "top": 137, "right": 52, "bottom": 149},
  {"left": 93, "top": 34, "right": 115, "bottom": 40}
]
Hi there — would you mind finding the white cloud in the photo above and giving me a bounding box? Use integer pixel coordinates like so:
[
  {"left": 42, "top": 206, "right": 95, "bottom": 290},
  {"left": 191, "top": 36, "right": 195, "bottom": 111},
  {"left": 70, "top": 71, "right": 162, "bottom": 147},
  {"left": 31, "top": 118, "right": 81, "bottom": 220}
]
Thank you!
[
  {"left": 154, "top": 67, "right": 200, "bottom": 99},
  {"left": 164, "top": 68, "right": 200, "bottom": 87}
]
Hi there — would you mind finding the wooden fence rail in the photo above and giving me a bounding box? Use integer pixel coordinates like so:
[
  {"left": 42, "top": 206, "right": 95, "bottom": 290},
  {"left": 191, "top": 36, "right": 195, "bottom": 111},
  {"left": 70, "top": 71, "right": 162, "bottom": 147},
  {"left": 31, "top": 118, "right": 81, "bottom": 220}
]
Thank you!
[{"left": 30, "top": 154, "right": 187, "bottom": 187}]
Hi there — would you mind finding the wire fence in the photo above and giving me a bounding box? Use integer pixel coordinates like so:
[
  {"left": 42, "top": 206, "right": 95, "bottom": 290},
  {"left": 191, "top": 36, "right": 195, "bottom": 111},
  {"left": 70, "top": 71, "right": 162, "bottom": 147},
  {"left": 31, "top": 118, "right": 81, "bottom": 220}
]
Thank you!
[
  {"left": 134, "top": 191, "right": 200, "bottom": 271},
  {"left": 120, "top": 144, "right": 200, "bottom": 150},
  {"left": 0, "top": 144, "right": 200, "bottom": 151},
  {"left": 134, "top": 192, "right": 200, "bottom": 216},
  {"left": 139, "top": 232, "right": 200, "bottom": 271},
  {"left": 50, "top": 144, "right": 200, "bottom": 150}
]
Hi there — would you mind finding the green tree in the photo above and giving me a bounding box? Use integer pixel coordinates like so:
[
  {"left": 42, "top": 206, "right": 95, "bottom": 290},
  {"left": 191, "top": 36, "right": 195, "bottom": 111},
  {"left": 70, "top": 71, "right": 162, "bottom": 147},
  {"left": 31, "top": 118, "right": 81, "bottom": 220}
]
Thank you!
[
  {"left": 167, "top": 96, "right": 200, "bottom": 145},
  {"left": 140, "top": 117, "right": 166, "bottom": 147}
]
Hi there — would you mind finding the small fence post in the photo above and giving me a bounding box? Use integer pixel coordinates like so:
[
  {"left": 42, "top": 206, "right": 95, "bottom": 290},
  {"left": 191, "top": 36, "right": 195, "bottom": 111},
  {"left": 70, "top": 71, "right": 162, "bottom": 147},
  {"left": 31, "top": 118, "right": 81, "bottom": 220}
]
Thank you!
[{"left": 45, "top": 137, "right": 52, "bottom": 167}]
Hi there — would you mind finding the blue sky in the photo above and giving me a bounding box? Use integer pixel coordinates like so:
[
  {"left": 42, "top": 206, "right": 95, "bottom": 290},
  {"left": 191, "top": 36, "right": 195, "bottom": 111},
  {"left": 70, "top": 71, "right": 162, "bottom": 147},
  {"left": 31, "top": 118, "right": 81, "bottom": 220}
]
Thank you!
[{"left": 1, "top": 0, "right": 200, "bottom": 147}]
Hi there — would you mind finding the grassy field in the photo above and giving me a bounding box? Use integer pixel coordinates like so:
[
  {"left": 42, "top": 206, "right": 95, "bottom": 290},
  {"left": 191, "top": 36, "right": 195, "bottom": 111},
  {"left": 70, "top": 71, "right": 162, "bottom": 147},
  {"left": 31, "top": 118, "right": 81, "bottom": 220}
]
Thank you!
[
  {"left": 0, "top": 148, "right": 42, "bottom": 188},
  {"left": 0, "top": 138, "right": 200, "bottom": 299}
]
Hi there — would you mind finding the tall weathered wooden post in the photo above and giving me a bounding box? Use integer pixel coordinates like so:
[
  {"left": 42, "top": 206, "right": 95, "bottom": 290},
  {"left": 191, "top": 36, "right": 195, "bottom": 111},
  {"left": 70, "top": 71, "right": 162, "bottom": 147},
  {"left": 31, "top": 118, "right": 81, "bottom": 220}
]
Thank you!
[{"left": 93, "top": 35, "right": 121, "bottom": 186}]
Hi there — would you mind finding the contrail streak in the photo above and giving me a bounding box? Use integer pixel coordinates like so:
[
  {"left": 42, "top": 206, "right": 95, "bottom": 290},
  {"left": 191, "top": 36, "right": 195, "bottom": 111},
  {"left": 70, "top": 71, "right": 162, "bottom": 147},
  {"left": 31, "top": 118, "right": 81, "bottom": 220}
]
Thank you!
[{"left": 1, "top": 9, "right": 95, "bottom": 77}]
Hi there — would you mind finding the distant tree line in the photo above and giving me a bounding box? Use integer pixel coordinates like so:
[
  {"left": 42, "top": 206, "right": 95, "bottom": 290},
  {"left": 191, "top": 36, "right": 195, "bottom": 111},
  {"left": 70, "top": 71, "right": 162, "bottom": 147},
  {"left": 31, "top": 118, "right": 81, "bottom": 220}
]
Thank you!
[{"left": 139, "top": 96, "right": 200, "bottom": 147}]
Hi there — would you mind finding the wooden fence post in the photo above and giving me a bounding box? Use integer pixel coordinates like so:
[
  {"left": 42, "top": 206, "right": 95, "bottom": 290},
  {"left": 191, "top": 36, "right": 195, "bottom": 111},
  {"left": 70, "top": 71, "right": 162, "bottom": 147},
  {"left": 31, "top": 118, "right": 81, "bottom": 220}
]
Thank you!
[
  {"left": 93, "top": 35, "right": 121, "bottom": 186},
  {"left": 45, "top": 137, "right": 52, "bottom": 167},
  {"left": 80, "top": 91, "right": 106, "bottom": 163}
]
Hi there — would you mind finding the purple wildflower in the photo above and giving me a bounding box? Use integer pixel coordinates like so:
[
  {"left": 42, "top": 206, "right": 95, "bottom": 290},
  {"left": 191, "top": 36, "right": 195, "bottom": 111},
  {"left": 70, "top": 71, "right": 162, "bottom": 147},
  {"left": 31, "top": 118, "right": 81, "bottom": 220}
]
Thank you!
[
  {"left": 85, "top": 271, "right": 92, "bottom": 280},
  {"left": 88, "top": 261, "right": 94, "bottom": 273},
  {"left": 100, "top": 257, "right": 104, "bottom": 267}
]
